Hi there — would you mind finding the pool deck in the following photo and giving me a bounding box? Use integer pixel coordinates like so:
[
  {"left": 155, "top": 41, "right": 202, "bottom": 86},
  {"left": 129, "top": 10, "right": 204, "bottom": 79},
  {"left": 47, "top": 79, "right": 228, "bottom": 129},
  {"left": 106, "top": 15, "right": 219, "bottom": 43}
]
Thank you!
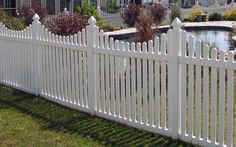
[{"left": 105, "top": 21, "right": 236, "bottom": 36}]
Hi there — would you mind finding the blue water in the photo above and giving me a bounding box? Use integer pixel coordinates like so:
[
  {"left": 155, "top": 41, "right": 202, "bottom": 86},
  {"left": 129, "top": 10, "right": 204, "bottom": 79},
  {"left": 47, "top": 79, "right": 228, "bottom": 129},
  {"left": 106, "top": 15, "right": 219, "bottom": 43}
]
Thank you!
[
  {"left": 116, "top": 30, "right": 232, "bottom": 51},
  {"left": 187, "top": 30, "right": 231, "bottom": 51}
]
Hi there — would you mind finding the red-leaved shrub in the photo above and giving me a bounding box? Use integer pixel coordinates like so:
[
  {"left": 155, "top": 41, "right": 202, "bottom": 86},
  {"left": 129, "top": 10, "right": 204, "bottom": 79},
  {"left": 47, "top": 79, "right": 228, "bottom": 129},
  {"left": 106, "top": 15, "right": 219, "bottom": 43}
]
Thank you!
[
  {"left": 149, "top": 3, "right": 167, "bottom": 25},
  {"left": 122, "top": 4, "right": 142, "bottom": 27},
  {"left": 17, "top": 4, "right": 35, "bottom": 25},
  {"left": 47, "top": 11, "right": 87, "bottom": 36},
  {"left": 134, "top": 14, "right": 155, "bottom": 43},
  {"left": 17, "top": 2, "right": 47, "bottom": 25},
  {"left": 32, "top": 1, "right": 47, "bottom": 22}
]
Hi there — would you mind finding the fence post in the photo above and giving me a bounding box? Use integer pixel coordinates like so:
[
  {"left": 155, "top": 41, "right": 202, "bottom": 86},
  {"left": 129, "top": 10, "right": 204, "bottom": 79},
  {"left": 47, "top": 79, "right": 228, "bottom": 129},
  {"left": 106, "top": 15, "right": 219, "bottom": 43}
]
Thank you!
[
  {"left": 86, "top": 16, "right": 98, "bottom": 115},
  {"left": 32, "top": 14, "right": 41, "bottom": 95},
  {"left": 169, "top": 18, "right": 182, "bottom": 139}
]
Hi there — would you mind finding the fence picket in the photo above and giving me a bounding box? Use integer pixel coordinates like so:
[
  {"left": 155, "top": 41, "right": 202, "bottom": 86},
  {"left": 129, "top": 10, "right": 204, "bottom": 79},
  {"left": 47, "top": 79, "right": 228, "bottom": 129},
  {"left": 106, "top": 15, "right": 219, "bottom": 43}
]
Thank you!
[
  {"left": 137, "top": 43, "right": 142, "bottom": 123},
  {"left": 154, "top": 36, "right": 160, "bottom": 128},
  {"left": 115, "top": 40, "right": 120, "bottom": 117},
  {"left": 219, "top": 52, "right": 225, "bottom": 146},
  {"left": 181, "top": 31, "right": 187, "bottom": 136},
  {"left": 52, "top": 35, "right": 57, "bottom": 99},
  {"left": 203, "top": 44, "right": 210, "bottom": 142},
  {"left": 143, "top": 42, "right": 148, "bottom": 125},
  {"left": 120, "top": 42, "right": 125, "bottom": 119},
  {"left": 110, "top": 38, "right": 115, "bottom": 115},
  {"left": 195, "top": 39, "right": 202, "bottom": 139},
  {"left": 148, "top": 40, "right": 154, "bottom": 127},
  {"left": 125, "top": 42, "right": 131, "bottom": 120},
  {"left": 160, "top": 34, "right": 167, "bottom": 130},
  {"left": 188, "top": 36, "right": 194, "bottom": 138},
  {"left": 105, "top": 38, "right": 110, "bottom": 114},
  {"left": 211, "top": 48, "right": 217, "bottom": 144},
  {"left": 227, "top": 52, "right": 234, "bottom": 147}
]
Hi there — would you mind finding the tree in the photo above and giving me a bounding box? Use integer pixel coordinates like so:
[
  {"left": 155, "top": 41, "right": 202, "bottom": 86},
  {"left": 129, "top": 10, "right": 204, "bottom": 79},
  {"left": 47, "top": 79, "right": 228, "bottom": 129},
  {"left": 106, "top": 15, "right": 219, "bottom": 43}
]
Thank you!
[
  {"left": 134, "top": 14, "right": 155, "bottom": 43},
  {"left": 122, "top": 4, "right": 142, "bottom": 27},
  {"left": 169, "top": 2, "right": 182, "bottom": 23},
  {"left": 76, "top": 3, "right": 105, "bottom": 27},
  {"left": 149, "top": 3, "right": 167, "bottom": 25}
]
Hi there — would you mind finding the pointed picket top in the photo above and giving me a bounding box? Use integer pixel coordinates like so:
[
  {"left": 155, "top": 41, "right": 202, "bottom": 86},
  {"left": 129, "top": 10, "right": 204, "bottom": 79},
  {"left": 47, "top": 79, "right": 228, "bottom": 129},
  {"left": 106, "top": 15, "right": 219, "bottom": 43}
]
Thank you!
[
  {"left": 171, "top": 17, "right": 182, "bottom": 30},
  {"left": 230, "top": 0, "right": 236, "bottom": 7},
  {"left": 88, "top": 16, "right": 97, "bottom": 27},
  {"left": 33, "top": 14, "right": 40, "bottom": 22},
  {"left": 209, "top": 0, "right": 220, "bottom": 8}
]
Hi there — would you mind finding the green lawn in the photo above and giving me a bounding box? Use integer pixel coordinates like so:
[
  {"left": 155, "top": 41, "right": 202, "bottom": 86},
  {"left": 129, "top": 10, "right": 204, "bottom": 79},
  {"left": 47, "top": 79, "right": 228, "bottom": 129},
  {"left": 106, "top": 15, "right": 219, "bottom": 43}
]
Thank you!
[{"left": 0, "top": 85, "right": 194, "bottom": 147}]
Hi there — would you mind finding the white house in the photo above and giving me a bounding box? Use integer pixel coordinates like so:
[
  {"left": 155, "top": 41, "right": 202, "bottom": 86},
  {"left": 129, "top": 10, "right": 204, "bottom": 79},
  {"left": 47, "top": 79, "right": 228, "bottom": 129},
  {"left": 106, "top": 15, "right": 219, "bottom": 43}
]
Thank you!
[
  {"left": 1, "top": 0, "right": 101, "bottom": 15},
  {"left": 0, "top": 0, "right": 234, "bottom": 15}
]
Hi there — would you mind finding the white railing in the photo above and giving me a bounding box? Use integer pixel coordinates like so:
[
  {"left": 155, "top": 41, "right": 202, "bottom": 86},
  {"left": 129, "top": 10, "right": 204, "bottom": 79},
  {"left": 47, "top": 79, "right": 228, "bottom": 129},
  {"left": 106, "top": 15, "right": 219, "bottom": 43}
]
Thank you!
[
  {"left": 0, "top": 14, "right": 235, "bottom": 147},
  {"left": 97, "top": 7, "right": 124, "bottom": 27},
  {"left": 179, "top": 1, "right": 236, "bottom": 14}
]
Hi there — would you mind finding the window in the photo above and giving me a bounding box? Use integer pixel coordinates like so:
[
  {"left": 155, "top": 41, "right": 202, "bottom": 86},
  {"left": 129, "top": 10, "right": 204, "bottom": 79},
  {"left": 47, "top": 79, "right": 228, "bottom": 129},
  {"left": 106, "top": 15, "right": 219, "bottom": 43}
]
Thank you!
[
  {"left": 60, "top": 0, "right": 70, "bottom": 11},
  {"left": 33, "top": 0, "right": 41, "bottom": 5},
  {"left": 74, "top": 0, "right": 82, "bottom": 11},
  {"left": 46, "top": 0, "right": 55, "bottom": 14},
  {"left": 0, "top": 1, "right": 3, "bottom": 7}
]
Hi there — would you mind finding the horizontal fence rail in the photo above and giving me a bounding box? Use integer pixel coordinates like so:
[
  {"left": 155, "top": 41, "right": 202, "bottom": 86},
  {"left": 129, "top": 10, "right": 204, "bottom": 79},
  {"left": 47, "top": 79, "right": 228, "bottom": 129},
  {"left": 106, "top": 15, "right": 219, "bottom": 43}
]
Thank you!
[{"left": 0, "top": 14, "right": 235, "bottom": 147}]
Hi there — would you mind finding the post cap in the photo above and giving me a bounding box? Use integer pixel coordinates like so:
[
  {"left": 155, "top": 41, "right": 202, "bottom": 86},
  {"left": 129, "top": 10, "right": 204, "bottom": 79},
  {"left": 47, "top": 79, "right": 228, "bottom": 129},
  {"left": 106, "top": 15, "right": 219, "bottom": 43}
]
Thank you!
[
  {"left": 88, "top": 16, "right": 97, "bottom": 27},
  {"left": 171, "top": 17, "right": 182, "bottom": 29},
  {"left": 33, "top": 14, "right": 40, "bottom": 22}
]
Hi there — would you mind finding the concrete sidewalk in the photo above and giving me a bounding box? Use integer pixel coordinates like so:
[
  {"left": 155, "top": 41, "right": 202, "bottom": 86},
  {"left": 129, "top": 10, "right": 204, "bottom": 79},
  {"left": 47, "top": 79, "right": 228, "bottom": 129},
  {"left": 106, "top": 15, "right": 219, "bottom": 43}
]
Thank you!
[{"left": 105, "top": 21, "right": 236, "bottom": 36}]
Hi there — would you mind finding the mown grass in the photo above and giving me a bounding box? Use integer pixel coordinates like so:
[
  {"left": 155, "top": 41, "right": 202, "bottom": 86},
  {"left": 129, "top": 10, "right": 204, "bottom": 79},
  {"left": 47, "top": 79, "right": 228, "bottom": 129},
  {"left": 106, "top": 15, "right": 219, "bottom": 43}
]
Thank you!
[{"left": 0, "top": 85, "right": 195, "bottom": 147}]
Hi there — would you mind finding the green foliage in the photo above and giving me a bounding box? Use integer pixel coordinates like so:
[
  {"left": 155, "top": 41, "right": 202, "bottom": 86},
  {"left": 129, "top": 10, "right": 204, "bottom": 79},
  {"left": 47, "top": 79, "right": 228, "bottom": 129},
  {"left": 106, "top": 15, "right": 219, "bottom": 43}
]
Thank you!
[
  {"left": 228, "top": 27, "right": 236, "bottom": 48},
  {"left": 104, "top": 0, "right": 120, "bottom": 13},
  {"left": 107, "top": 0, "right": 116, "bottom": 6},
  {"left": 0, "top": 9, "right": 25, "bottom": 30},
  {"left": 169, "top": 2, "right": 182, "bottom": 23},
  {"left": 188, "top": 8, "right": 204, "bottom": 22},
  {"left": 223, "top": 8, "right": 236, "bottom": 21},
  {"left": 183, "top": 17, "right": 192, "bottom": 22},
  {"left": 208, "top": 12, "right": 222, "bottom": 21},
  {"left": 76, "top": 3, "right": 105, "bottom": 27},
  {"left": 103, "top": 6, "right": 121, "bottom": 13},
  {"left": 102, "top": 24, "right": 114, "bottom": 32}
]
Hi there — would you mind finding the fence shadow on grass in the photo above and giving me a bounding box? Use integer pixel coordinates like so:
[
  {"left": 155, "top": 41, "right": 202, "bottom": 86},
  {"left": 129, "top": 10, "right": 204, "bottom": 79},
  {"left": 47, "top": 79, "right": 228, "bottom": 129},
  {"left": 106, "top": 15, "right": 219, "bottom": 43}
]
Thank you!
[{"left": 0, "top": 86, "right": 195, "bottom": 147}]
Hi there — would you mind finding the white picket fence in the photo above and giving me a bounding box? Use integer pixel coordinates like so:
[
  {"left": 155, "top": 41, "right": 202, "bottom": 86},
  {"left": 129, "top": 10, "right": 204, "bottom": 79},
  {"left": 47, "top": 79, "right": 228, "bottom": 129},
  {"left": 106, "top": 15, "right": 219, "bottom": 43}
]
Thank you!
[{"left": 0, "top": 14, "right": 235, "bottom": 147}]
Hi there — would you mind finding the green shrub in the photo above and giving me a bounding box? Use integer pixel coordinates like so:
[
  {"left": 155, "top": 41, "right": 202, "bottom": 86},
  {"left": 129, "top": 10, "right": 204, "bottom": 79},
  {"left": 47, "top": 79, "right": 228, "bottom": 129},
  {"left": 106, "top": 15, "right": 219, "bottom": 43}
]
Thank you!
[
  {"left": 0, "top": 9, "right": 25, "bottom": 30},
  {"left": 188, "top": 8, "right": 204, "bottom": 21},
  {"left": 102, "top": 24, "right": 114, "bottom": 32},
  {"left": 208, "top": 12, "right": 222, "bottom": 21},
  {"left": 223, "top": 8, "right": 236, "bottom": 21},
  {"left": 103, "top": 6, "right": 121, "bottom": 13},
  {"left": 183, "top": 18, "right": 192, "bottom": 22},
  {"left": 76, "top": 3, "right": 105, "bottom": 27},
  {"left": 228, "top": 27, "right": 236, "bottom": 48},
  {"left": 104, "top": 0, "right": 121, "bottom": 13},
  {"left": 169, "top": 2, "right": 182, "bottom": 23}
]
